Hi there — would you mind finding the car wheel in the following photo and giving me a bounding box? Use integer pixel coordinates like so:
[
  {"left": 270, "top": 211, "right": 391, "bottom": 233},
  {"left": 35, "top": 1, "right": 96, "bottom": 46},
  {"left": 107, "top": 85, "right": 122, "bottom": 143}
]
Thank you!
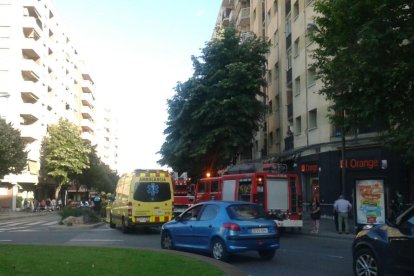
[
  {"left": 161, "top": 231, "right": 174, "bottom": 249},
  {"left": 354, "top": 248, "right": 383, "bottom": 276},
  {"left": 258, "top": 249, "right": 276, "bottom": 260},
  {"left": 109, "top": 214, "right": 116, "bottom": 229},
  {"left": 211, "top": 238, "right": 229, "bottom": 262},
  {"left": 121, "top": 217, "right": 129, "bottom": 233}
]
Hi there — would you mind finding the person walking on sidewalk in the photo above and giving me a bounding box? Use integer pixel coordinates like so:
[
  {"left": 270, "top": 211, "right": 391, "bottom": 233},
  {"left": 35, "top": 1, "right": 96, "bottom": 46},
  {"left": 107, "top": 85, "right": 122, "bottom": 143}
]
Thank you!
[
  {"left": 310, "top": 196, "right": 321, "bottom": 233},
  {"left": 334, "top": 195, "right": 352, "bottom": 234}
]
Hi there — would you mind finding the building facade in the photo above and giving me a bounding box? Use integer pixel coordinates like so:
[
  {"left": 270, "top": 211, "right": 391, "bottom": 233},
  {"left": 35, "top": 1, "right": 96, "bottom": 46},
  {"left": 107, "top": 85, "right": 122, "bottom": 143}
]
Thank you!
[
  {"left": 0, "top": 0, "right": 117, "bottom": 210},
  {"left": 214, "top": 0, "right": 412, "bottom": 223}
]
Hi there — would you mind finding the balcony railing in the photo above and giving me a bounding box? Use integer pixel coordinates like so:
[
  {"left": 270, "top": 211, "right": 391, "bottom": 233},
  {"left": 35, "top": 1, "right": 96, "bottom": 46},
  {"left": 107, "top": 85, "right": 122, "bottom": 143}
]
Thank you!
[
  {"left": 21, "top": 59, "right": 40, "bottom": 81},
  {"left": 81, "top": 92, "right": 95, "bottom": 107},
  {"left": 237, "top": 7, "right": 250, "bottom": 27},
  {"left": 21, "top": 81, "right": 41, "bottom": 102},
  {"left": 81, "top": 119, "right": 94, "bottom": 132},
  {"left": 22, "top": 38, "right": 41, "bottom": 60},
  {"left": 81, "top": 80, "right": 94, "bottom": 93},
  {"left": 81, "top": 105, "right": 94, "bottom": 119}
]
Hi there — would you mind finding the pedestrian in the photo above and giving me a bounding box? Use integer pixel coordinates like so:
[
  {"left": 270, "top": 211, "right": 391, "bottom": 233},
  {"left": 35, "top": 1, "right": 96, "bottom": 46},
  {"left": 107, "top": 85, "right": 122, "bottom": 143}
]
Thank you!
[
  {"left": 93, "top": 194, "right": 101, "bottom": 213},
  {"left": 57, "top": 198, "right": 62, "bottom": 210},
  {"left": 334, "top": 195, "right": 352, "bottom": 234},
  {"left": 310, "top": 196, "right": 321, "bottom": 233}
]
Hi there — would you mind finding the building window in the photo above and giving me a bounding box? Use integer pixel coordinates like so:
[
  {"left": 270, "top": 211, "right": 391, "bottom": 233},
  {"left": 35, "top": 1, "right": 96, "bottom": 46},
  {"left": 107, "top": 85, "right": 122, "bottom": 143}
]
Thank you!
[
  {"left": 269, "top": 131, "right": 274, "bottom": 146},
  {"left": 293, "top": 1, "right": 299, "bottom": 19},
  {"left": 295, "top": 116, "right": 302, "bottom": 134},
  {"left": 276, "top": 128, "right": 281, "bottom": 142},
  {"left": 307, "top": 68, "right": 316, "bottom": 87},
  {"left": 287, "top": 47, "right": 292, "bottom": 71},
  {"left": 294, "top": 37, "right": 300, "bottom": 57},
  {"left": 309, "top": 109, "right": 317, "bottom": 129},
  {"left": 268, "top": 100, "right": 273, "bottom": 114},
  {"left": 275, "top": 95, "right": 279, "bottom": 111},
  {"left": 294, "top": 76, "right": 300, "bottom": 96},
  {"left": 274, "top": 31, "right": 279, "bottom": 47},
  {"left": 268, "top": 70, "right": 272, "bottom": 85}
]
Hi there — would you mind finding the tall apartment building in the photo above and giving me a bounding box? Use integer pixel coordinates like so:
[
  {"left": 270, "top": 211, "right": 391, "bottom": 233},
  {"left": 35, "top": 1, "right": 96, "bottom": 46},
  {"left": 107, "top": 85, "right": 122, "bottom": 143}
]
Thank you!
[
  {"left": 0, "top": 0, "right": 101, "bottom": 209},
  {"left": 215, "top": 0, "right": 409, "bottom": 215},
  {"left": 95, "top": 107, "right": 119, "bottom": 172}
]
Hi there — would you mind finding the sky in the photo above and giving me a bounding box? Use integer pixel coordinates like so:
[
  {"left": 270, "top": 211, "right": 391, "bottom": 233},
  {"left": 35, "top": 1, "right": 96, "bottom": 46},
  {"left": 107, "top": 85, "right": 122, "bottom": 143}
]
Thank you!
[{"left": 52, "top": 0, "right": 222, "bottom": 174}]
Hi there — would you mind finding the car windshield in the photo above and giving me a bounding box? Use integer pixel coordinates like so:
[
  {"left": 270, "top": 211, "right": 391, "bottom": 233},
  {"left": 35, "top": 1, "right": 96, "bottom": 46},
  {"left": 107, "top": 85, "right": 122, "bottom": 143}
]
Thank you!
[
  {"left": 227, "top": 204, "right": 266, "bottom": 220},
  {"left": 133, "top": 182, "right": 171, "bottom": 202}
]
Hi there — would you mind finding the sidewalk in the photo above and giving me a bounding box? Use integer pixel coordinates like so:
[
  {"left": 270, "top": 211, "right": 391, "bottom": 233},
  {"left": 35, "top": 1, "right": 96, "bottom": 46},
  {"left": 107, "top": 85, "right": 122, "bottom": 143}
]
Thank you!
[{"left": 300, "top": 214, "right": 355, "bottom": 240}]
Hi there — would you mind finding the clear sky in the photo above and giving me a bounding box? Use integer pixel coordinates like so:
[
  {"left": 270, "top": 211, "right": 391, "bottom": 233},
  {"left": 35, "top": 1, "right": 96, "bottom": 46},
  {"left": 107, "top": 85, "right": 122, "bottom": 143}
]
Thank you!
[{"left": 52, "top": 0, "right": 221, "bottom": 174}]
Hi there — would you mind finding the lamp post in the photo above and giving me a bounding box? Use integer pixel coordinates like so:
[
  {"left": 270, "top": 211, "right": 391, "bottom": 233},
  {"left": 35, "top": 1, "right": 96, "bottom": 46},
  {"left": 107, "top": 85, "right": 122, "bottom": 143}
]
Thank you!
[{"left": 341, "top": 108, "right": 346, "bottom": 196}]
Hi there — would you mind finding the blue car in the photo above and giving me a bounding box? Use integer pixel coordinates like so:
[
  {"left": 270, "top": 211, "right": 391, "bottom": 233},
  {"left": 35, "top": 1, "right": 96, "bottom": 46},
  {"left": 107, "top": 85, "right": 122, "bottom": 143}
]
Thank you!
[
  {"left": 160, "top": 200, "right": 280, "bottom": 261},
  {"left": 352, "top": 205, "right": 414, "bottom": 276}
]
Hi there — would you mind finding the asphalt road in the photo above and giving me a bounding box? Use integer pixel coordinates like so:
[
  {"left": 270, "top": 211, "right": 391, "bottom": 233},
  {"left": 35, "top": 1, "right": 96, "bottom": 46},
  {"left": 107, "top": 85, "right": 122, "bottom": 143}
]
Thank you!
[{"left": 0, "top": 214, "right": 353, "bottom": 275}]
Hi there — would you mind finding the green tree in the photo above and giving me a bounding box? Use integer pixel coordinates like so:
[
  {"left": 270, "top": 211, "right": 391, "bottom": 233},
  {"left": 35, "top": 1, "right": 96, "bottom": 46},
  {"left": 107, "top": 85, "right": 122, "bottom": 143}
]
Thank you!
[
  {"left": 0, "top": 118, "right": 27, "bottom": 178},
  {"left": 158, "top": 27, "right": 270, "bottom": 178},
  {"left": 43, "top": 119, "right": 90, "bottom": 199},
  {"left": 76, "top": 146, "right": 118, "bottom": 194},
  {"left": 312, "top": 0, "right": 414, "bottom": 163}
]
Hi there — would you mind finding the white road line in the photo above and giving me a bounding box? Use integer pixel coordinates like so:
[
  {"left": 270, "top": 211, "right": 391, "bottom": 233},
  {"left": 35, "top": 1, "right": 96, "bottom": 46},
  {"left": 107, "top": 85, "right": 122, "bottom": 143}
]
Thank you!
[
  {"left": 0, "top": 240, "right": 12, "bottom": 242},
  {"left": 0, "top": 226, "right": 26, "bottom": 231},
  {"left": 26, "top": 221, "right": 47, "bottom": 226},
  {"left": 3, "top": 222, "right": 24, "bottom": 226},
  {"left": 43, "top": 221, "right": 58, "bottom": 226},
  {"left": 70, "top": 239, "right": 124, "bottom": 242},
  {"left": 15, "top": 229, "right": 36, "bottom": 232}
]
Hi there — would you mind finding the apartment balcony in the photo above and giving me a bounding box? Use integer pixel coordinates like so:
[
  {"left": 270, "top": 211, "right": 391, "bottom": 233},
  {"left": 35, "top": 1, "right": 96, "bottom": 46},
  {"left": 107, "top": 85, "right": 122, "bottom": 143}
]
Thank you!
[
  {"left": 22, "top": 38, "right": 42, "bottom": 61},
  {"left": 81, "top": 92, "right": 95, "bottom": 107},
  {"left": 81, "top": 119, "right": 94, "bottom": 132},
  {"left": 22, "top": 14, "right": 42, "bottom": 34},
  {"left": 237, "top": 7, "right": 250, "bottom": 27},
  {"left": 222, "top": 0, "right": 235, "bottom": 8},
  {"left": 23, "top": 26, "right": 41, "bottom": 41},
  {"left": 21, "top": 59, "right": 40, "bottom": 82},
  {"left": 81, "top": 105, "right": 94, "bottom": 119},
  {"left": 284, "top": 136, "right": 294, "bottom": 151},
  {"left": 20, "top": 123, "right": 42, "bottom": 143},
  {"left": 81, "top": 80, "right": 94, "bottom": 93},
  {"left": 21, "top": 81, "right": 41, "bottom": 103},
  {"left": 81, "top": 131, "right": 96, "bottom": 145},
  {"left": 20, "top": 102, "right": 42, "bottom": 124}
]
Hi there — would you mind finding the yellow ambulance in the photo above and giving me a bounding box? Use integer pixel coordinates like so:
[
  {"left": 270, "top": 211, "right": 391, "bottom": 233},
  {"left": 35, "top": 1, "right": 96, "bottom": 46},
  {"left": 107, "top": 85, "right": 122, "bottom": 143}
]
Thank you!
[{"left": 109, "top": 169, "right": 173, "bottom": 233}]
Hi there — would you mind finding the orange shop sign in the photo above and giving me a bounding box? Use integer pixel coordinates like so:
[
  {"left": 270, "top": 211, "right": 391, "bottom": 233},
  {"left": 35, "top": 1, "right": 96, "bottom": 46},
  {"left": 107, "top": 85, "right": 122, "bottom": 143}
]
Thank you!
[
  {"left": 340, "top": 159, "right": 381, "bottom": 170},
  {"left": 300, "top": 164, "right": 319, "bottom": 173}
]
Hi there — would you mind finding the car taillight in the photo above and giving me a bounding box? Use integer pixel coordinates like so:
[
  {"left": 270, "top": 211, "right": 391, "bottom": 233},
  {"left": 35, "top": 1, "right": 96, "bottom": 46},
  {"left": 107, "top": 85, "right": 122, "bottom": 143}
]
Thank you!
[{"left": 223, "top": 222, "right": 240, "bottom": 231}]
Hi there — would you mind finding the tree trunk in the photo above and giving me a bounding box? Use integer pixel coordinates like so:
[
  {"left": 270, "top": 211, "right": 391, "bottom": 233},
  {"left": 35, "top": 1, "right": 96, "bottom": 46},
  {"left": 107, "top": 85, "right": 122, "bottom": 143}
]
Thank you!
[{"left": 54, "top": 182, "right": 63, "bottom": 201}]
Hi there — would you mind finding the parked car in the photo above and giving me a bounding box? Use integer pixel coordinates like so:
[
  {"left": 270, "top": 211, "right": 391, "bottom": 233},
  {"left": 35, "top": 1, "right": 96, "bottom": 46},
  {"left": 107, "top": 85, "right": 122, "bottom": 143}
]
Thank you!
[
  {"left": 160, "top": 200, "right": 280, "bottom": 261},
  {"left": 352, "top": 205, "right": 414, "bottom": 276}
]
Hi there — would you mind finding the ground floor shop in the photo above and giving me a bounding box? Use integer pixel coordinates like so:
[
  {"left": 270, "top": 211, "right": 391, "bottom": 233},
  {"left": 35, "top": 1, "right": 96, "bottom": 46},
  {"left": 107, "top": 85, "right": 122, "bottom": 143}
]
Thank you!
[{"left": 295, "top": 146, "right": 412, "bottom": 230}]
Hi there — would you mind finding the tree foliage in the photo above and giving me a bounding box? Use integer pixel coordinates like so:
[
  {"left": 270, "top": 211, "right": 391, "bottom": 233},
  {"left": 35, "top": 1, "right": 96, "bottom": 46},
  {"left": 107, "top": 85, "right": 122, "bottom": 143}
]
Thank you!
[
  {"left": 43, "top": 118, "right": 90, "bottom": 198},
  {"left": 312, "top": 0, "right": 414, "bottom": 163},
  {"left": 76, "top": 146, "right": 118, "bottom": 194},
  {"left": 0, "top": 118, "right": 27, "bottom": 178},
  {"left": 158, "top": 27, "right": 270, "bottom": 178}
]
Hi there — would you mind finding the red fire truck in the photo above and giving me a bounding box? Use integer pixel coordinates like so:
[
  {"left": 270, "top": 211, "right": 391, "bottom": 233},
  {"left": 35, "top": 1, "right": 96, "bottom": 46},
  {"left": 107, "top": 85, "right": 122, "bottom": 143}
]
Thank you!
[
  {"left": 172, "top": 172, "right": 195, "bottom": 216},
  {"left": 195, "top": 163, "right": 303, "bottom": 230}
]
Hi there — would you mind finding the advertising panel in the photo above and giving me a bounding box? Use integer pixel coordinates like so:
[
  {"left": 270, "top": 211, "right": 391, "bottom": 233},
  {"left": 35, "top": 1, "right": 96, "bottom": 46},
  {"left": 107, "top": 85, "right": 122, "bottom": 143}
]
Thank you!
[{"left": 356, "top": 179, "right": 385, "bottom": 224}]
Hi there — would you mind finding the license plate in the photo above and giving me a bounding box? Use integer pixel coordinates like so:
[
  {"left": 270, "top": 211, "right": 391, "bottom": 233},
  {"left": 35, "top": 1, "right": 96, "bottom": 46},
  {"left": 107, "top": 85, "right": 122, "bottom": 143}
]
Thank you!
[
  {"left": 137, "top": 217, "right": 149, "bottom": 222},
  {"left": 251, "top": 227, "right": 268, "bottom": 234}
]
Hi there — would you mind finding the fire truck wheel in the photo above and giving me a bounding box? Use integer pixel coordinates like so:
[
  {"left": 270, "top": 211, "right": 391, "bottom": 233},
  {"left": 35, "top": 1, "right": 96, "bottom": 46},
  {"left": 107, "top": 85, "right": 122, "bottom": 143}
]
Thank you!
[
  {"left": 211, "top": 238, "right": 229, "bottom": 262},
  {"left": 121, "top": 217, "right": 129, "bottom": 233},
  {"left": 161, "top": 231, "right": 174, "bottom": 249},
  {"left": 258, "top": 249, "right": 276, "bottom": 260},
  {"left": 109, "top": 215, "right": 116, "bottom": 229}
]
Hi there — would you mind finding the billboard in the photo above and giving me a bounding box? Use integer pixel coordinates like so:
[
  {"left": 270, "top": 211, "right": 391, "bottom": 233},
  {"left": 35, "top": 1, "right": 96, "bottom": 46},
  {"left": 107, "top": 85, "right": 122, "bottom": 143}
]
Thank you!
[{"left": 356, "top": 179, "right": 385, "bottom": 224}]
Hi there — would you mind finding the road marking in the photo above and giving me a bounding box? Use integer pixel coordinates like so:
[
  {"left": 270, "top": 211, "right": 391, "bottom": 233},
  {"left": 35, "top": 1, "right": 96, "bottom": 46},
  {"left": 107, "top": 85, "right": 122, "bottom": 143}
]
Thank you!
[
  {"left": 0, "top": 240, "right": 12, "bottom": 242},
  {"left": 70, "top": 239, "right": 124, "bottom": 242},
  {"left": 26, "top": 221, "right": 47, "bottom": 226},
  {"left": 0, "top": 226, "right": 26, "bottom": 231},
  {"left": 44, "top": 221, "right": 58, "bottom": 226}
]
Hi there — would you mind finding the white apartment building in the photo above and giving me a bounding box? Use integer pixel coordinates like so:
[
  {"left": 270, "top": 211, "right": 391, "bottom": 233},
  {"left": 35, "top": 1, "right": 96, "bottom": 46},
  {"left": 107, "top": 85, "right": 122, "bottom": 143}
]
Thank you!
[
  {"left": 95, "top": 107, "right": 119, "bottom": 172},
  {"left": 215, "top": 0, "right": 409, "bottom": 216},
  {"left": 0, "top": 0, "right": 105, "bottom": 210}
]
